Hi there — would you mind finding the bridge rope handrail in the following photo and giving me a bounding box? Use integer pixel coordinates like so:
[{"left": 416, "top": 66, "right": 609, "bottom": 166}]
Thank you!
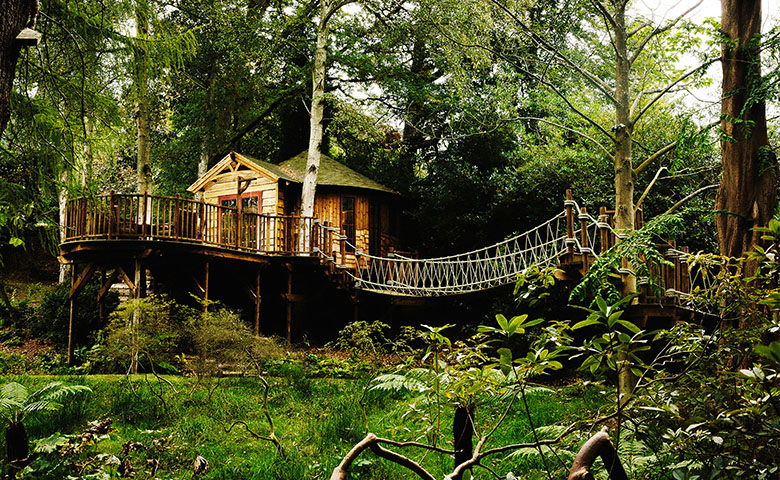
[{"left": 317, "top": 198, "right": 620, "bottom": 297}]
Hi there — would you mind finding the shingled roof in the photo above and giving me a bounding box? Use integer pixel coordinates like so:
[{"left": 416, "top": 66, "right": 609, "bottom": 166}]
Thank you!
[
  {"left": 279, "top": 151, "right": 397, "bottom": 195},
  {"left": 188, "top": 150, "right": 398, "bottom": 195}
]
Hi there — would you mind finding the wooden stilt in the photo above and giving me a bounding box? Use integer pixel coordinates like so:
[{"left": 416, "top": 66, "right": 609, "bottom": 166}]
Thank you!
[
  {"left": 254, "top": 269, "right": 261, "bottom": 336},
  {"left": 67, "top": 262, "right": 96, "bottom": 366},
  {"left": 67, "top": 265, "right": 76, "bottom": 366},
  {"left": 286, "top": 266, "right": 292, "bottom": 346},
  {"left": 203, "top": 260, "right": 210, "bottom": 312},
  {"left": 98, "top": 270, "right": 105, "bottom": 324},
  {"left": 131, "top": 257, "right": 142, "bottom": 374}
]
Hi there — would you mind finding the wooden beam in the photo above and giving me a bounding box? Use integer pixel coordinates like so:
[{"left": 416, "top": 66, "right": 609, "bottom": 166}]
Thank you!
[
  {"left": 286, "top": 266, "right": 292, "bottom": 346},
  {"left": 115, "top": 265, "right": 136, "bottom": 296},
  {"left": 67, "top": 267, "right": 76, "bottom": 366},
  {"left": 97, "top": 270, "right": 119, "bottom": 302},
  {"left": 68, "top": 263, "right": 96, "bottom": 300},
  {"left": 254, "top": 269, "right": 261, "bottom": 336},
  {"left": 203, "top": 260, "right": 210, "bottom": 312}
]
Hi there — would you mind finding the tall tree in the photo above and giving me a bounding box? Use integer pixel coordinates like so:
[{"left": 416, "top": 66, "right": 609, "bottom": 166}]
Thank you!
[
  {"left": 301, "top": 0, "right": 340, "bottom": 221},
  {"left": 715, "top": 0, "right": 776, "bottom": 262},
  {"left": 0, "top": 0, "right": 39, "bottom": 137},
  {"left": 134, "top": 1, "right": 152, "bottom": 195}
]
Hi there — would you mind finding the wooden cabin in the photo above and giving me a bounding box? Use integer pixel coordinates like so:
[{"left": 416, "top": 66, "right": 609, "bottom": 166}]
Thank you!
[{"left": 187, "top": 151, "right": 403, "bottom": 260}]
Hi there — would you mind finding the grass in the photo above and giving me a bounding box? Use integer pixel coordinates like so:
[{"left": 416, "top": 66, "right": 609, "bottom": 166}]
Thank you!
[{"left": 0, "top": 373, "right": 611, "bottom": 479}]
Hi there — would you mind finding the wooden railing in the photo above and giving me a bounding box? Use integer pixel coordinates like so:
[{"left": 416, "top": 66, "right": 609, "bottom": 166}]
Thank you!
[{"left": 64, "top": 193, "right": 337, "bottom": 256}]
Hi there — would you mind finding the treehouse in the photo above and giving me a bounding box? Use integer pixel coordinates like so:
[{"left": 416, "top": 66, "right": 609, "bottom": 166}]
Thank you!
[{"left": 187, "top": 151, "right": 403, "bottom": 261}]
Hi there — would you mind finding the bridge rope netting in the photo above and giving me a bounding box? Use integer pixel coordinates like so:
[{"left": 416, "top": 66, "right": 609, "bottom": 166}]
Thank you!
[{"left": 326, "top": 198, "right": 613, "bottom": 297}]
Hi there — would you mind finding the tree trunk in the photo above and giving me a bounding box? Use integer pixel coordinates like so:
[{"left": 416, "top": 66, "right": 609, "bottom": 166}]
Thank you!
[
  {"left": 5, "top": 421, "right": 29, "bottom": 478},
  {"left": 300, "top": 0, "right": 331, "bottom": 220},
  {"left": 611, "top": 3, "right": 637, "bottom": 395},
  {"left": 715, "top": 0, "right": 776, "bottom": 269},
  {"left": 58, "top": 168, "right": 71, "bottom": 283},
  {"left": 452, "top": 405, "right": 474, "bottom": 480},
  {"left": 0, "top": 0, "right": 38, "bottom": 137},
  {"left": 568, "top": 427, "right": 628, "bottom": 480},
  {"left": 134, "top": 3, "right": 152, "bottom": 195}
]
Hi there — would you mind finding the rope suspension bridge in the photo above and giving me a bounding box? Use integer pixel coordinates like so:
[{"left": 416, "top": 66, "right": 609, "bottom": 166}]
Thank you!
[
  {"left": 334, "top": 199, "right": 602, "bottom": 296},
  {"left": 317, "top": 191, "right": 714, "bottom": 303}
]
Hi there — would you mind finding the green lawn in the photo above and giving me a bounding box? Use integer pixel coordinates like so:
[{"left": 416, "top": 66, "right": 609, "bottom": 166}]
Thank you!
[{"left": 0, "top": 373, "right": 609, "bottom": 479}]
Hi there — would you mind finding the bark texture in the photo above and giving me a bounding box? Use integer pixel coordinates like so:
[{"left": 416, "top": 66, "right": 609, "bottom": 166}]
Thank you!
[
  {"left": 568, "top": 427, "right": 628, "bottom": 480},
  {"left": 301, "top": 0, "right": 331, "bottom": 219},
  {"left": 0, "top": 0, "right": 38, "bottom": 137},
  {"left": 715, "top": 0, "right": 776, "bottom": 262},
  {"left": 452, "top": 405, "right": 474, "bottom": 480},
  {"left": 134, "top": 3, "right": 152, "bottom": 195}
]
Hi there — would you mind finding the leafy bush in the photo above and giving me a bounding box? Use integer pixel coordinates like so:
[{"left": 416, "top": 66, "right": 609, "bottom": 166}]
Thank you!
[
  {"left": 25, "top": 280, "right": 119, "bottom": 349},
  {"left": 89, "top": 295, "right": 282, "bottom": 375},
  {"left": 327, "top": 320, "right": 423, "bottom": 358}
]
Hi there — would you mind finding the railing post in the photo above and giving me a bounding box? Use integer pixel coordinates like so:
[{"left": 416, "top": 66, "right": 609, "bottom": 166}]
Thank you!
[
  {"left": 108, "top": 191, "right": 115, "bottom": 238},
  {"left": 235, "top": 201, "right": 241, "bottom": 249},
  {"left": 199, "top": 199, "right": 206, "bottom": 243},
  {"left": 80, "top": 198, "right": 87, "bottom": 239},
  {"left": 565, "top": 189, "right": 575, "bottom": 256},
  {"left": 174, "top": 195, "right": 181, "bottom": 240},
  {"left": 580, "top": 206, "right": 589, "bottom": 273},
  {"left": 599, "top": 206, "right": 609, "bottom": 255},
  {"left": 141, "top": 192, "right": 148, "bottom": 237}
]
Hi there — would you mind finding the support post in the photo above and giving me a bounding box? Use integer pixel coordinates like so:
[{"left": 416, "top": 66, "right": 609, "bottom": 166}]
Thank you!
[
  {"left": 565, "top": 189, "right": 575, "bottom": 256},
  {"left": 580, "top": 207, "right": 589, "bottom": 273},
  {"left": 67, "top": 265, "right": 76, "bottom": 366},
  {"left": 599, "top": 206, "right": 610, "bottom": 255},
  {"left": 254, "top": 269, "right": 261, "bottom": 336},
  {"left": 98, "top": 270, "right": 105, "bottom": 324},
  {"left": 286, "top": 265, "right": 293, "bottom": 346},
  {"left": 130, "top": 257, "right": 142, "bottom": 374},
  {"left": 203, "top": 260, "right": 210, "bottom": 312}
]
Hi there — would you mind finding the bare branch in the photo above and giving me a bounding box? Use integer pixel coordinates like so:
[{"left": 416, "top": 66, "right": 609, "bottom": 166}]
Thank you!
[
  {"left": 631, "top": 58, "right": 718, "bottom": 125},
  {"left": 515, "top": 116, "right": 615, "bottom": 161},
  {"left": 488, "top": 0, "right": 618, "bottom": 105},
  {"left": 635, "top": 167, "right": 667, "bottom": 212},
  {"left": 629, "top": 0, "right": 704, "bottom": 65},
  {"left": 633, "top": 141, "right": 676, "bottom": 175},
  {"left": 664, "top": 184, "right": 719, "bottom": 215},
  {"left": 329, "top": 433, "right": 437, "bottom": 480},
  {"left": 568, "top": 427, "right": 628, "bottom": 480},
  {"left": 369, "top": 443, "right": 436, "bottom": 480}
]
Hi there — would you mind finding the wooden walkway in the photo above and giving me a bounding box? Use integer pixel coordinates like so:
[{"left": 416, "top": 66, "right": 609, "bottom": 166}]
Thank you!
[{"left": 60, "top": 191, "right": 701, "bottom": 364}]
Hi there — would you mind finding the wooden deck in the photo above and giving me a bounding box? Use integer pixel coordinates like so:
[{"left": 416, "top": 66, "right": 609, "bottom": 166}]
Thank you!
[{"left": 63, "top": 193, "right": 343, "bottom": 258}]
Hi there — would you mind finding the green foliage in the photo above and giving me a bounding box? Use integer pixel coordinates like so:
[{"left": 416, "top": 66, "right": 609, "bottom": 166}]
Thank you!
[
  {"left": 0, "top": 382, "right": 91, "bottom": 427},
  {"left": 90, "top": 296, "right": 282, "bottom": 376},
  {"left": 571, "top": 213, "right": 685, "bottom": 303},
  {"left": 327, "top": 320, "right": 423, "bottom": 358}
]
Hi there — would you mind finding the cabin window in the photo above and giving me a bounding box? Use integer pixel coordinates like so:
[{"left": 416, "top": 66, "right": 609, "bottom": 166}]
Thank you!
[
  {"left": 341, "top": 195, "right": 356, "bottom": 252},
  {"left": 218, "top": 191, "right": 262, "bottom": 213}
]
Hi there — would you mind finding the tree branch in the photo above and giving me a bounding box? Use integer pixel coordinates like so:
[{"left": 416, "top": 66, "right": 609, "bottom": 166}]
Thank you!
[
  {"left": 633, "top": 141, "right": 676, "bottom": 175},
  {"left": 568, "top": 427, "right": 628, "bottom": 480},
  {"left": 488, "top": 0, "right": 618, "bottom": 105},
  {"left": 329, "top": 433, "right": 437, "bottom": 480},
  {"left": 628, "top": 0, "right": 704, "bottom": 65},
  {"left": 664, "top": 184, "right": 719, "bottom": 215},
  {"left": 515, "top": 117, "right": 615, "bottom": 161},
  {"left": 635, "top": 166, "right": 667, "bottom": 212},
  {"left": 631, "top": 58, "right": 718, "bottom": 125}
]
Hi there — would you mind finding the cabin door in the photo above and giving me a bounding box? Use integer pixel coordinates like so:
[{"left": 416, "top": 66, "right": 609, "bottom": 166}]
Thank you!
[{"left": 369, "top": 200, "right": 380, "bottom": 256}]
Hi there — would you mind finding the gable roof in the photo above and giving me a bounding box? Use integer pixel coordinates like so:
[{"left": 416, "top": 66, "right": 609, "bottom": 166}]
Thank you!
[
  {"left": 188, "top": 150, "right": 398, "bottom": 195},
  {"left": 279, "top": 151, "right": 398, "bottom": 195},
  {"left": 187, "top": 151, "right": 296, "bottom": 193}
]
